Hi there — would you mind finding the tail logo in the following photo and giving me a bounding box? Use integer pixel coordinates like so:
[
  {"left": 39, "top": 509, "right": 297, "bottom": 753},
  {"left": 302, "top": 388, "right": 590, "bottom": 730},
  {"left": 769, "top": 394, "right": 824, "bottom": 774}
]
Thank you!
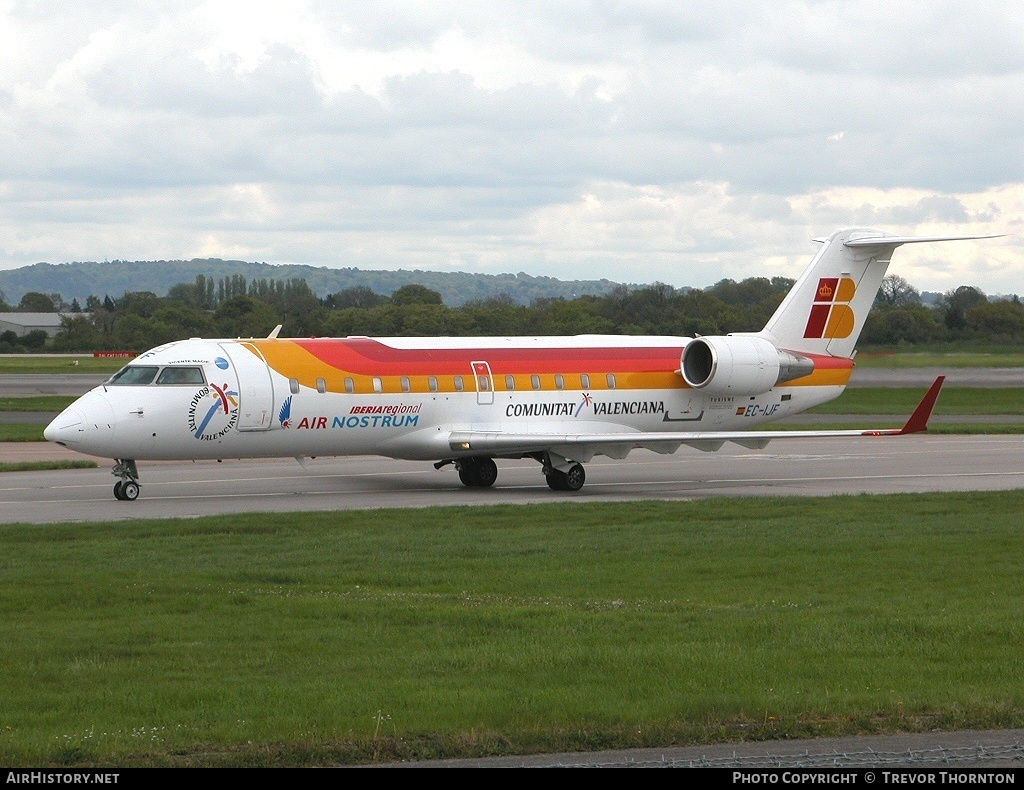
[{"left": 804, "top": 277, "right": 856, "bottom": 339}]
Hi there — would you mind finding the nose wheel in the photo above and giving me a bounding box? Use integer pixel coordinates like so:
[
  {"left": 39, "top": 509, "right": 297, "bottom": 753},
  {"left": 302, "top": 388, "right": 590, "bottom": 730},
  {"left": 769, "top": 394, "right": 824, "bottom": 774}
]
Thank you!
[
  {"left": 112, "top": 459, "right": 140, "bottom": 501},
  {"left": 113, "top": 480, "right": 140, "bottom": 501}
]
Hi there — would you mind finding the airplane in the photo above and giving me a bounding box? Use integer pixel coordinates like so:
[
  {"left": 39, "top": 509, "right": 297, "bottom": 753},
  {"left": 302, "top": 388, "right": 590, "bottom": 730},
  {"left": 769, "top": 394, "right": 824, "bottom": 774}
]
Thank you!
[{"left": 44, "top": 227, "right": 999, "bottom": 501}]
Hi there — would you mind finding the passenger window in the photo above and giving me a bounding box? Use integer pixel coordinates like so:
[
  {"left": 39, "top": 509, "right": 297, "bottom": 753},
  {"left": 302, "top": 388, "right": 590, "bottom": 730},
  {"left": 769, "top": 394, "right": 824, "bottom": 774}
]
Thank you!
[
  {"left": 401, "top": 376, "right": 411, "bottom": 393},
  {"left": 345, "top": 377, "right": 355, "bottom": 394},
  {"left": 581, "top": 374, "right": 591, "bottom": 389},
  {"left": 454, "top": 376, "right": 464, "bottom": 392},
  {"left": 606, "top": 373, "right": 616, "bottom": 389},
  {"left": 316, "top": 378, "right": 326, "bottom": 394},
  {"left": 555, "top": 374, "right": 564, "bottom": 390},
  {"left": 479, "top": 376, "right": 490, "bottom": 391},
  {"left": 531, "top": 375, "right": 541, "bottom": 390},
  {"left": 106, "top": 366, "right": 159, "bottom": 386},
  {"left": 289, "top": 378, "right": 300, "bottom": 395},
  {"left": 156, "top": 366, "right": 205, "bottom": 385},
  {"left": 373, "top": 377, "right": 383, "bottom": 393},
  {"left": 428, "top": 376, "right": 438, "bottom": 392},
  {"left": 505, "top": 375, "right": 515, "bottom": 390}
]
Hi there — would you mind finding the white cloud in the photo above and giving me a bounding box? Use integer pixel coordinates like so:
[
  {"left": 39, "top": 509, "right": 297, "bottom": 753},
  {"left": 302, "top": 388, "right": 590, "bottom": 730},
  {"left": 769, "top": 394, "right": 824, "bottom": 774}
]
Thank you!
[{"left": 0, "top": 1, "right": 1021, "bottom": 295}]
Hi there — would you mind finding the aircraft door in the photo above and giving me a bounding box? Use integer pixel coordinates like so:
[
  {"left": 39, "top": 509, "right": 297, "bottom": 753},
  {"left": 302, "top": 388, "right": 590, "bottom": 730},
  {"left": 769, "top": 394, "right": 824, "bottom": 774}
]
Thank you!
[
  {"left": 471, "top": 361, "right": 494, "bottom": 406},
  {"left": 220, "top": 342, "right": 276, "bottom": 431}
]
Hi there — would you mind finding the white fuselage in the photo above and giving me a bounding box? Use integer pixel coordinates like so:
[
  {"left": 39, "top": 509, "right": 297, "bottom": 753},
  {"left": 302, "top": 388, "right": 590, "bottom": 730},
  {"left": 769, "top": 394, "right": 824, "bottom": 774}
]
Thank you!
[{"left": 45, "top": 335, "right": 848, "bottom": 463}]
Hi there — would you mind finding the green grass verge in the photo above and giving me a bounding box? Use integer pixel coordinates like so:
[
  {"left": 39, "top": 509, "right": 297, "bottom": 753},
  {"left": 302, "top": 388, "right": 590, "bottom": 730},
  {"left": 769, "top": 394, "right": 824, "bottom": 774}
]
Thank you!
[
  {"left": 0, "top": 396, "right": 76, "bottom": 412},
  {"left": 0, "top": 356, "right": 124, "bottom": 374},
  {"left": 759, "top": 422, "right": 1024, "bottom": 434},
  {"left": 811, "top": 387, "right": 1024, "bottom": 415},
  {"left": 4, "top": 494, "right": 1024, "bottom": 767},
  {"left": 0, "top": 424, "right": 46, "bottom": 441},
  {"left": 0, "top": 460, "right": 98, "bottom": 473},
  {"left": 856, "top": 351, "right": 1024, "bottom": 368}
]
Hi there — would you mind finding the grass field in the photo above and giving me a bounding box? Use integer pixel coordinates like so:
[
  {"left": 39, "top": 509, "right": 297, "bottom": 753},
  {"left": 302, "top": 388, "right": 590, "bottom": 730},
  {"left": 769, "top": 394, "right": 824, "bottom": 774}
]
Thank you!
[
  {"left": 0, "top": 424, "right": 46, "bottom": 442},
  {"left": 810, "top": 387, "right": 1024, "bottom": 415},
  {"left": 0, "top": 396, "right": 76, "bottom": 412},
  {"left": 0, "top": 356, "right": 125, "bottom": 374},
  {"left": 758, "top": 422, "right": 1024, "bottom": 434},
  {"left": 856, "top": 350, "right": 1024, "bottom": 368},
  {"left": 3, "top": 494, "right": 1024, "bottom": 767},
  {"left": 0, "top": 460, "right": 97, "bottom": 473}
]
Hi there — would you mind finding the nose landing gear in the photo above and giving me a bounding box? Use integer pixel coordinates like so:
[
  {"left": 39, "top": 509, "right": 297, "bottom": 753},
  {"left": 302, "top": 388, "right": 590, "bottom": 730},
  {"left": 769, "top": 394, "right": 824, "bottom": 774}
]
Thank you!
[{"left": 112, "top": 459, "right": 140, "bottom": 501}]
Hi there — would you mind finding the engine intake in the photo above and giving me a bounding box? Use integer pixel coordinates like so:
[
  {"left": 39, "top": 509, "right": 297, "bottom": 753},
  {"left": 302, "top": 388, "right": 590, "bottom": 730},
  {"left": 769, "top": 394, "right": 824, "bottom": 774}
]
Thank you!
[{"left": 681, "top": 336, "right": 814, "bottom": 396}]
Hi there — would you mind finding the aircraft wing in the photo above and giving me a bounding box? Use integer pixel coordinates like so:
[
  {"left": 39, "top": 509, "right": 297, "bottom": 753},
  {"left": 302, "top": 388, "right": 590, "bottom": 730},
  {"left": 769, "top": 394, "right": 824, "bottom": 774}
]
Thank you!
[{"left": 447, "top": 376, "right": 945, "bottom": 461}]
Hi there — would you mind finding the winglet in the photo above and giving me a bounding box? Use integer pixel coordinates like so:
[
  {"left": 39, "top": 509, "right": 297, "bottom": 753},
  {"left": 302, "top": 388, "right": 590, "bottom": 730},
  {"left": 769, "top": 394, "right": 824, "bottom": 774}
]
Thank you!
[{"left": 897, "top": 376, "right": 945, "bottom": 434}]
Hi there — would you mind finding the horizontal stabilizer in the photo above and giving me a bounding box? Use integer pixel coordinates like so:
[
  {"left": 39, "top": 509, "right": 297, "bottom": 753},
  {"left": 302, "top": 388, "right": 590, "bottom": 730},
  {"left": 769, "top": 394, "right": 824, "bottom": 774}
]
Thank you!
[
  {"left": 844, "top": 234, "right": 1003, "bottom": 247},
  {"left": 897, "top": 375, "right": 945, "bottom": 435}
]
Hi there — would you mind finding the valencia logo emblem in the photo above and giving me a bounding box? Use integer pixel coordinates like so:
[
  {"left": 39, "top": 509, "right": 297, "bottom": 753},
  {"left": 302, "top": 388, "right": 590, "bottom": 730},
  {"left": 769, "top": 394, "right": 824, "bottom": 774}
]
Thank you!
[{"left": 187, "top": 383, "right": 239, "bottom": 440}]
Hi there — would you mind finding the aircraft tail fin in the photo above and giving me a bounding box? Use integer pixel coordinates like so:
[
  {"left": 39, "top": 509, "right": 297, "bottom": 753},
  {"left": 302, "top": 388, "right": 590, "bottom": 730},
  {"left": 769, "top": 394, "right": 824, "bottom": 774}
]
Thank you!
[{"left": 758, "top": 229, "right": 1000, "bottom": 358}]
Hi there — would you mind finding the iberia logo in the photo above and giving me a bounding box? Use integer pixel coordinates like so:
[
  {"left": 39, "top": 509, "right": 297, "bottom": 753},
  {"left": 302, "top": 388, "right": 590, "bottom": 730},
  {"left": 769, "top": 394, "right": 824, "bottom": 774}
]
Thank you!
[
  {"left": 188, "top": 383, "right": 239, "bottom": 440},
  {"left": 804, "top": 276, "right": 856, "bottom": 339}
]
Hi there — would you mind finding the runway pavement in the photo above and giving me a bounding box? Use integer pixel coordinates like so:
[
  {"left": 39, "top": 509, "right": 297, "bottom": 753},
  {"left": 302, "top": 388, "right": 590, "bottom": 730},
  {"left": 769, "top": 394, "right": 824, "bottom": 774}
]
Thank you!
[
  {"left": 3, "top": 434, "right": 1024, "bottom": 524},
  {"left": 372, "top": 728, "right": 1024, "bottom": 768}
]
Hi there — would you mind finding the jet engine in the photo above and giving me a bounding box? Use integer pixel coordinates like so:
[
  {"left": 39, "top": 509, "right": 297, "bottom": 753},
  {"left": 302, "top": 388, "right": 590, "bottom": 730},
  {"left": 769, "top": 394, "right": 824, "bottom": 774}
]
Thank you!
[{"left": 681, "top": 336, "right": 814, "bottom": 396}]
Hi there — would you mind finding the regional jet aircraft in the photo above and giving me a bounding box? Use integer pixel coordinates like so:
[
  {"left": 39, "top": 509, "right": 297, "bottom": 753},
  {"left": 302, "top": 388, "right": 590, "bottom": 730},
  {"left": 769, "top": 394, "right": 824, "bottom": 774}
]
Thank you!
[{"left": 44, "top": 228, "right": 996, "bottom": 500}]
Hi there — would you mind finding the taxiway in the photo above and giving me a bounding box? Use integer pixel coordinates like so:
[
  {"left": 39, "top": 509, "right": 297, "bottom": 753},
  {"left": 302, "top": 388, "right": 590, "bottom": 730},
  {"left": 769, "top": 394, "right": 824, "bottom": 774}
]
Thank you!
[{"left": 3, "top": 434, "right": 1023, "bottom": 524}]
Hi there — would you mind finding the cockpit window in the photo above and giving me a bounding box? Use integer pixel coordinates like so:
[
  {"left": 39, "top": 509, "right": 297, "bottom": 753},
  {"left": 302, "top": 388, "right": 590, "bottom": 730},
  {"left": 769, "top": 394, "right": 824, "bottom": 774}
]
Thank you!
[
  {"left": 156, "top": 366, "right": 205, "bottom": 385},
  {"left": 106, "top": 366, "right": 159, "bottom": 386}
]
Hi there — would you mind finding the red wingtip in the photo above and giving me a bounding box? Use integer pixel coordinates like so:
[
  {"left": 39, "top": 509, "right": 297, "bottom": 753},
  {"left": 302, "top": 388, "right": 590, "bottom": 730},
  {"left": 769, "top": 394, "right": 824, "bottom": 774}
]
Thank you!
[{"left": 898, "top": 376, "right": 945, "bottom": 434}]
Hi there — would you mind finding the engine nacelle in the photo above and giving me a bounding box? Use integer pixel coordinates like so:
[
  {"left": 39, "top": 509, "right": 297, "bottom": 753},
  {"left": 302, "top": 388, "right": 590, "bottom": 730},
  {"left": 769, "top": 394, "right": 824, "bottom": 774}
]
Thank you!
[{"left": 681, "top": 336, "right": 814, "bottom": 396}]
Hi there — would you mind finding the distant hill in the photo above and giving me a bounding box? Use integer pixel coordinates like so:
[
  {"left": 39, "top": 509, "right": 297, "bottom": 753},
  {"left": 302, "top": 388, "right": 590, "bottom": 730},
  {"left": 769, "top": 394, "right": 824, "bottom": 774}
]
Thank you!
[{"left": 0, "top": 259, "right": 633, "bottom": 307}]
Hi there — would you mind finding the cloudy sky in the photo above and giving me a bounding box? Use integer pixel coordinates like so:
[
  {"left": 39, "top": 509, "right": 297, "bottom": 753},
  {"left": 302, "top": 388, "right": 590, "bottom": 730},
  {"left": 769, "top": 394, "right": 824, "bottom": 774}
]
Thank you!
[{"left": 1, "top": 0, "right": 1022, "bottom": 294}]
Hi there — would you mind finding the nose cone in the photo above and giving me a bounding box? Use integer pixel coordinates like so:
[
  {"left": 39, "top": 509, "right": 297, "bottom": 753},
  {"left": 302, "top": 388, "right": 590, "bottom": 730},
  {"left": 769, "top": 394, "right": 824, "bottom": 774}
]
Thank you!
[
  {"left": 44, "top": 392, "right": 116, "bottom": 457},
  {"left": 44, "top": 407, "right": 85, "bottom": 444}
]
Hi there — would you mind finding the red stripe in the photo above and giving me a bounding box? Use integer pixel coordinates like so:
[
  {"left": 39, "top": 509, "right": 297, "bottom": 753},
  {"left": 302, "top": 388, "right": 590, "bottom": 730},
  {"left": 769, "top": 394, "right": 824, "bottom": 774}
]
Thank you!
[{"left": 288, "top": 338, "right": 684, "bottom": 376}]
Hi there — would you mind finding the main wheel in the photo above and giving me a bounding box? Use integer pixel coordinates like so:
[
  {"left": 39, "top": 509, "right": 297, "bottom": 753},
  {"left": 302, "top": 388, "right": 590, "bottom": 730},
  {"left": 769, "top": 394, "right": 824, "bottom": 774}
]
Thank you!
[
  {"left": 458, "top": 457, "right": 498, "bottom": 487},
  {"left": 546, "top": 470, "right": 568, "bottom": 490},
  {"left": 121, "top": 481, "right": 140, "bottom": 501},
  {"left": 564, "top": 463, "right": 586, "bottom": 491},
  {"left": 546, "top": 464, "right": 586, "bottom": 491},
  {"left": 474, "top": 457, "right": 497, "bottom": 487}
]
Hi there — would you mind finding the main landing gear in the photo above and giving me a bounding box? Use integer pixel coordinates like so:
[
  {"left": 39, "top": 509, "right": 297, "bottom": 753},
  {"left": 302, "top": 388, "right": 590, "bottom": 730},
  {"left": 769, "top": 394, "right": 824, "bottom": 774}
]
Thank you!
[
  {"left": 438, "top": 452, "right": 588, "bottom": 492},
  {"left": 544, "top": 462, "right": 586, "bottom": 491},
  {"left": 455, "top": 456, "right": 498, "bottom": 488},
  {"left": 112, "top": 459, "right": 140, "bottom": 501}
]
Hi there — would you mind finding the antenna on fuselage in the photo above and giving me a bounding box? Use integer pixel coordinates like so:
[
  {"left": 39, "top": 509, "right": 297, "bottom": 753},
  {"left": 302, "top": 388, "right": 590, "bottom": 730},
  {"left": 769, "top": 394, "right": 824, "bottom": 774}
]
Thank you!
[{"left": 268, "top": 325, "right": 282, "bottom": 339}]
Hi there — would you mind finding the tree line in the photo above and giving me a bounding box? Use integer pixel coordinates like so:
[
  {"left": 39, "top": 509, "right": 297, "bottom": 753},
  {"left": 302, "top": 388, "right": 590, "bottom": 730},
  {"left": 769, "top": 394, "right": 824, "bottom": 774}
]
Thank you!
[{"left": 1, "top": 273, "right": 1022, "bottom": 353}]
